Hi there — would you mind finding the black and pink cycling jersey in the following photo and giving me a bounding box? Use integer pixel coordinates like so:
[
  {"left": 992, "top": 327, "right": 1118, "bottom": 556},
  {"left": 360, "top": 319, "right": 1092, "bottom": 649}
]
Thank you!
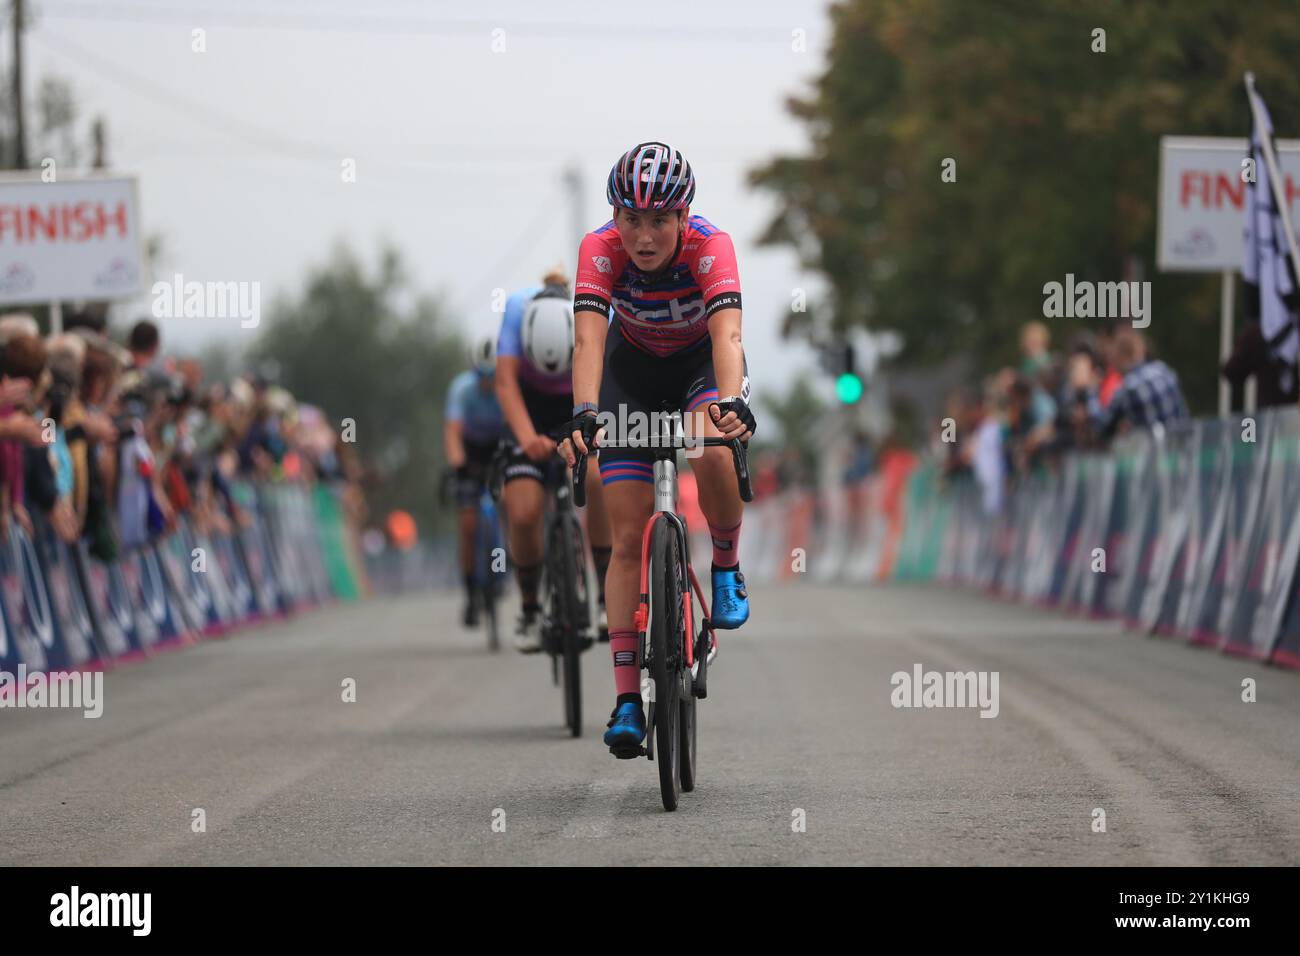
[{"left": 573, "top": 214, "right": 742, "bottom": 356}]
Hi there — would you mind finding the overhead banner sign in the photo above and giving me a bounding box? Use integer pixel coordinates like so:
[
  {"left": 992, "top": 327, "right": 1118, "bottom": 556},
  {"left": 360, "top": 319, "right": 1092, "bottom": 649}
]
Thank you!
[
  {"left": 1157, "top": 136, "right": 1300, "bottom": 272},
  {"left": 0, "top": 174, "right": 143, "bottom": 304}
]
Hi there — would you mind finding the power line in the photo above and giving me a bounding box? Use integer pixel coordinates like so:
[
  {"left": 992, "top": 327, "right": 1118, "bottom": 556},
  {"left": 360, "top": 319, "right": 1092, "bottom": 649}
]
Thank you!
[
  {"left": 452, "top": 192, "right": 565, "bottom": 319},
  {"left": 35, "top": 0, "right": 802, "bottom": 45},
  {"left": 29, "top": 29, "right": 553, "bottom": 180},
  {"left": 30, "top": 28, "right": 350, "bottom": 162}
]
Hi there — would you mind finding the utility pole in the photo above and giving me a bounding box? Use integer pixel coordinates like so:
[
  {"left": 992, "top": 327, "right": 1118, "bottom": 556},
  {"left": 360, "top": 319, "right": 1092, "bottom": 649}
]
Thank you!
[
  {"left": 92, "top": 117, "right": 107, "bottom": 168},
  {"left": 562, "top": 163, "right": 585, "bottom": 264},
  {"left": 11, "top": 0, "right": 26, "bottom": 169}
]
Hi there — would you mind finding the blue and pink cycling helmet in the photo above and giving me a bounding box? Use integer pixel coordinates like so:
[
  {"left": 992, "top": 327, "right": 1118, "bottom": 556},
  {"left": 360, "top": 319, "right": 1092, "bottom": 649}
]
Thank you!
[{"left": 607, "top": 141, "right": 695, "bottom": 211}]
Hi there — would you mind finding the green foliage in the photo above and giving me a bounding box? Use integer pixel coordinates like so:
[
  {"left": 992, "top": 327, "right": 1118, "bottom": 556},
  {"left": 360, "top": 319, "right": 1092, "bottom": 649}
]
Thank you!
[
  {"left": 759, "top": 374, "right": 826, "bottom": 473},
  {"left": 251, "top": 242, "right": 466, "bottom": 535},
  {"left": 751, "top": 0, "right": 1300, "bottom": 412}
]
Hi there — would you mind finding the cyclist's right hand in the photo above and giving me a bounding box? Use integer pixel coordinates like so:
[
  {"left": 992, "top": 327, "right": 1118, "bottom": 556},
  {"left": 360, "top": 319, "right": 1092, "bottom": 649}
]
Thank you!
[
  {"left": 558, "top": 410, "right": 600, "bottom": 466},
  {"left": 522, "top": 434, "right": 557, "bottom": 462}
]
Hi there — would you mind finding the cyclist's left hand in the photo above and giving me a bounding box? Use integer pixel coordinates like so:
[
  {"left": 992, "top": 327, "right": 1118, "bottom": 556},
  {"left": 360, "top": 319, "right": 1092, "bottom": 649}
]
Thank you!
[
  {"left": 709, "top": 397, "right": 756, "bottom": 443},
  {"left": 523, "top": 434, "right": 557, "bottom": 462}
]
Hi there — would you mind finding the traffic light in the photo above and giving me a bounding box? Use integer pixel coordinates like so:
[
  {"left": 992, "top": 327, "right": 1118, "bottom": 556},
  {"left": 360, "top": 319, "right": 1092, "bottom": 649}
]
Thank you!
[
  {"left": 835, "top": 369, "right": 864, "bottom": 404},
  {"left": 820, "top": 342, "right": 863, "bottom": 404}
]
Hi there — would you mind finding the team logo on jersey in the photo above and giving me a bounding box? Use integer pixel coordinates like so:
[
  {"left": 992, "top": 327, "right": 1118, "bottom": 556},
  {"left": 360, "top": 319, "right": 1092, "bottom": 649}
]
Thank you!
[
  {"left": 592, "top": 256, "right": 612, "bottom": 274},
  {"left": 698, "top": 256, "right": 716, "bottom": 274}
]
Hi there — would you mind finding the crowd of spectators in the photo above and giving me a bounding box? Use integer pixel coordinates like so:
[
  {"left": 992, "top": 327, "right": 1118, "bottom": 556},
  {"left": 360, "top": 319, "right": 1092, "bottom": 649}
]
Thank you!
[
  {"left": 0, "top": 312, "right": 365, "bottom": 559},
  {"left": 939, "top": 320, "right": 1191, "bottom": 513}
]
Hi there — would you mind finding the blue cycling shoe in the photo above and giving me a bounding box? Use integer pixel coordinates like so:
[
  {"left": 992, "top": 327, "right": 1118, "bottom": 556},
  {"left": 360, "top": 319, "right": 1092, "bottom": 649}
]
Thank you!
[
  {"left": 603, "top": 701, "right": 646, "bottom": 758},
  {"left": 711, "top": 567, "right": 749, "bottom": 629}
]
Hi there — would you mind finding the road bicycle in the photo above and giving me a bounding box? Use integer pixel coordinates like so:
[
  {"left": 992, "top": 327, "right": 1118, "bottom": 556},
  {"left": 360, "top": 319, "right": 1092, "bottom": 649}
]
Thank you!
[
  {"left": 493, "top": 438, "right": 592, "bottom": 737},
  {"left": 573, "top": 407, "right": 752, "bottom": 810}
]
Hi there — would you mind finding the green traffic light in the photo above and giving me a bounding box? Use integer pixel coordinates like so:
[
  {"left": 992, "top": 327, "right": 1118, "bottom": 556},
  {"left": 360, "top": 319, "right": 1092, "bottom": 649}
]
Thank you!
[{"left": 835, "top": 372, "right": 864, "bottom": 404}]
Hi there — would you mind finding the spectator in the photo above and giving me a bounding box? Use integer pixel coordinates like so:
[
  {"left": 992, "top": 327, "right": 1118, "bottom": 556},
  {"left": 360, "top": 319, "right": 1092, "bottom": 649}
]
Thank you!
[
  {"left": 968, "top": 385, "right": 1005, "bottom": 516},
  {"left": 1221, "top": 315, "right": 1300, "bottom": 408},
  {"left": 1055, "top": 337, "right": 1103, "bottom": 451},
  {"left": 1088, "top": 328, "right": 1188, "bottom": 439},
  {"left": 1095, "top": 321, "right": 1124, "bottom": 408},
  {"left": 127, "top": 319, "right": 161, "bottom": 370},
  {"left": 1019, "top": 321, "right": 1053, "bottom": 378},
  {"left": 0, "top": 333, "right": 50, "bottom": 535}
]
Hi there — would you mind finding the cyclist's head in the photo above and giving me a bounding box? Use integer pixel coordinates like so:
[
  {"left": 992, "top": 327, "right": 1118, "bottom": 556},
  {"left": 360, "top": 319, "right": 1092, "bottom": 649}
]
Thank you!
[
  {"left": 467, "top": 332, "right": 496, "bottom": 380},
  {"left": 522, "top": 290, "right": 574, "bottom": 377},
  {"left": 541, "top": 264, "right": 569, "bottom": 291},
  {"left": 608, "top": 142, "right": 694, "bottom": 273}
]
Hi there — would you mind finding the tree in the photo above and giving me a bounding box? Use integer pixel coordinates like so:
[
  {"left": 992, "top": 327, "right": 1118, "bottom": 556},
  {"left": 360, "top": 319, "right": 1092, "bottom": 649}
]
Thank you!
[
  {"left": 751, "top": 0, "right": 1300, "bottom": 412},
  {"left": 251, "top": 243, "right": 466, "bottom": 535}
]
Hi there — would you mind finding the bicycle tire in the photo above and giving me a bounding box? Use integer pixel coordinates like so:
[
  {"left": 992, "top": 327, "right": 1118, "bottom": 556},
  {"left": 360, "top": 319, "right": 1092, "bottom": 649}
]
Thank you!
[
  {"left": 648, "top": 516, "right": 686, "bottom": 811},
  {"left": 679, "top": 655, "right": 697, "bottom": 792},
  {"left": 557, "top": 512, "right": 585, "bottom": 737},
  {"left": 479, "top": 505, "right": 501, "bottom": 653}
]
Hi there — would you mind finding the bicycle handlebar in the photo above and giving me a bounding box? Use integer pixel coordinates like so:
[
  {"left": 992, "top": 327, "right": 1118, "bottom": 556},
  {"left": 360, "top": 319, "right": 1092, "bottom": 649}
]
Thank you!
[{"left": 571, "top": 436, "right": 753, "bottom": 507}]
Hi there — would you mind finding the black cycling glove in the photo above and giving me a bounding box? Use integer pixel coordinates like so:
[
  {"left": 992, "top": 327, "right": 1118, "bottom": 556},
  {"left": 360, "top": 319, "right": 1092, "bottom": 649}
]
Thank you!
[
  {"left": 710, "top": 396, "right": 757, "bottom": 439},
  {"left": 563, "top": 410, "right": 601, "bottom": 454}
]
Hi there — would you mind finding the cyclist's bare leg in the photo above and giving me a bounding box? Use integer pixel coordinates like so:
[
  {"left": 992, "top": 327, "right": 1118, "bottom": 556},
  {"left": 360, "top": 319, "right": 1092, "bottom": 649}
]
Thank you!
[
  {"left": 457, "top": 503, "right": 480, "bottom": 622},
  {"left": 502, "top": 477, "right": 545, "bottom": 609},
  {"left": 603, "top": 479, "right": 652, "bottom": 627},
  {"left": 583, "top": 466, "right": 613, "bottom": 626},
  {"left": 603, "top": 478, "right": 654, "bottom": 697},
  {"left": 584, "top": 465, "right": 612, "bottom": 550},
  {"left": 684, "top": 408, "right": 743, "bottom": 531},
  {"left": 457, "top": 504, "right": 479, "bottom": 577}
]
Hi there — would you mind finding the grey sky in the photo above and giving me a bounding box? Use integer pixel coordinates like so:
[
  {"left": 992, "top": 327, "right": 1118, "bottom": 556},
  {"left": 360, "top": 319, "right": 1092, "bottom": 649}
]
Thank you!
[{"left": 26, "top": 0, "right": 833, "bottom": 394}]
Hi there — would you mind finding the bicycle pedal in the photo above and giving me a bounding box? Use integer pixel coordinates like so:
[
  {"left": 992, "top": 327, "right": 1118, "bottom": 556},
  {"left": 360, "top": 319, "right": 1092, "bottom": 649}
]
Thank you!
[{"left": 608, "top": 744, "right": 646, "bottom": 760}]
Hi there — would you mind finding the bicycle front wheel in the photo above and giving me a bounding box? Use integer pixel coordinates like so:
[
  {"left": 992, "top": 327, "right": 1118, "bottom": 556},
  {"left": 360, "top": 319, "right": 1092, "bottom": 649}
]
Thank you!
[{"left": 648, "top": 516, "right": 688, "bottom": 811}]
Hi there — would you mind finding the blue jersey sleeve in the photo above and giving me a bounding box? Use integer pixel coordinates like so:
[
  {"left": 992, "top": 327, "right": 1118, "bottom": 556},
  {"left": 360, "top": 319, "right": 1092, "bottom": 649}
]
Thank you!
[
  {"left": 497, "top": 288, "right": 538, "bottom": 359},
  {"left": 445, "top": 371, "right": 471, "bottom": 422}
]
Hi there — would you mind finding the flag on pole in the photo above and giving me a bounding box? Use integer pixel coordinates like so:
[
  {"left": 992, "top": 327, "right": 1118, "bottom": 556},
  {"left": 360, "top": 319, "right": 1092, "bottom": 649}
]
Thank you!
[{"left": 1243, "top": 82, "right": 1300, "bottom": 394}]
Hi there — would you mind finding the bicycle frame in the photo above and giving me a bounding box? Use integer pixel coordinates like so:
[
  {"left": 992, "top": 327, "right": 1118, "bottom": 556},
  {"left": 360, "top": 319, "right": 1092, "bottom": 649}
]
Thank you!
[{"left": 633, "top": 492, "right": 710, "bottom": 670}]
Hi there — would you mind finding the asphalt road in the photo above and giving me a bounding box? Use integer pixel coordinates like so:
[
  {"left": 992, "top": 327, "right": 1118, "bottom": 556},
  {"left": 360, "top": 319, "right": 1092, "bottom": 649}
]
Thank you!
[{"left": 2, "top": 583, "right": 1296, "bottom": 865}]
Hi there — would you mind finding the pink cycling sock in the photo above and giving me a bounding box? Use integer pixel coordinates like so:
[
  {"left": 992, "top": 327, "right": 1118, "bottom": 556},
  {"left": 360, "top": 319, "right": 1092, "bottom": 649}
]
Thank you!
[
  {"left": 708, "top": 519, "right": 742, "bottom": 569},
  {"left": 609, "top": 628, "right": 641, "bottom": 697}
]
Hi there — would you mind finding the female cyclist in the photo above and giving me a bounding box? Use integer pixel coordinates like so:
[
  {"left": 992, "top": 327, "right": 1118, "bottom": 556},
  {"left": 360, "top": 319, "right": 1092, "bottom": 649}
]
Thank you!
[{"left": 557, "top": 141, "right": 757, "bottom": 756}]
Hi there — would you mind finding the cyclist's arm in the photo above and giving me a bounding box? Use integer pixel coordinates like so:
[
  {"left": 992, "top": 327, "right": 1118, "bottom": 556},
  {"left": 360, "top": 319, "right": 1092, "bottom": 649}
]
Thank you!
[
  {"left": 495, "top": 355, "right": 539, "bottom": 447},
  {"left": 707, "top": 308, "right": 745, "bottom": 400},
  {"left": 573, "top": 309, "right": 608, "bottom": 410},
  {"left": 443, "top": 420, "right": 466, "bottom": 469}
]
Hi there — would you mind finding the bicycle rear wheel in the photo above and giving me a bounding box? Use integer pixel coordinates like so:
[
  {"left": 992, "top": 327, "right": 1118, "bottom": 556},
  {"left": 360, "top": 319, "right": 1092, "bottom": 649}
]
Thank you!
[
  {"left": 550, "top": 513, "right": 585, "bottom": 737},
  {"left": 478, "top": 503, "right": 501, "bottom": 653},
  {"left": 648, "top": 516, "right": 688, "bottom": 811}
]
